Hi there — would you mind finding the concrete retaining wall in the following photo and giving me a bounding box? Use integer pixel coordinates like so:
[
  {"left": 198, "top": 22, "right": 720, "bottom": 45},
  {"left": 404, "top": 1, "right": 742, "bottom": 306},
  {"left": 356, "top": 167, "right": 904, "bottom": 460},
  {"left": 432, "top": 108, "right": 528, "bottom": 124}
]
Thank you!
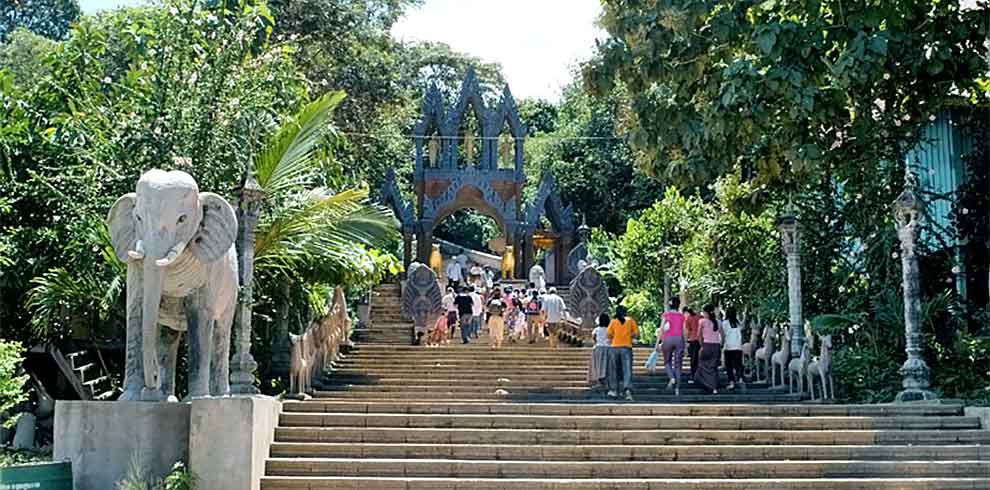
[{"left": 54, "top": 396, "right": 281, "bottom": 490}]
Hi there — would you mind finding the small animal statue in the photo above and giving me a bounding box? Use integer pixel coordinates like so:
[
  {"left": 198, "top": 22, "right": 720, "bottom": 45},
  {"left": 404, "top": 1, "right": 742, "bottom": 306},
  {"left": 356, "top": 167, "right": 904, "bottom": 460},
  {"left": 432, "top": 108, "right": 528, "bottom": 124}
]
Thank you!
[
  {"left": 807, "top": 335, "right": 834, "bottom": 400},
  {"left": 502, "top": 245, "right": 516, "bottom": 279},
  {"left": 788, "top": 341, "right": 812, "bottom": 396},
  {"left": 429, "top": 244, "right": 443, "bottom": 276},
  {"left": 771, "top": 328, "right": 792, "bottom": 388},
  {"left": 742, "top": 321, "right": 760, "bottom": 377},
  {"left": 755, "top": 324, "right": 776, "bottom": 383},
  {"left": 288, "top": 331, "right": 311, "bottom": 397},
  {"left": 528, "top": 264, "right": 546, "bottom": 291}
]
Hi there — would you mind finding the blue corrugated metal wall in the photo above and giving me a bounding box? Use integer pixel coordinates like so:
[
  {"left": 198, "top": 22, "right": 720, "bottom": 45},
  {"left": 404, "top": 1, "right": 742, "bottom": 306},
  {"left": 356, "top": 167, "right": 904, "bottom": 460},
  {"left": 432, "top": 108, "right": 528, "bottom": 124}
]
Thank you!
[{"left": 905, "top": 109, "right": 967, "bottom": 249}]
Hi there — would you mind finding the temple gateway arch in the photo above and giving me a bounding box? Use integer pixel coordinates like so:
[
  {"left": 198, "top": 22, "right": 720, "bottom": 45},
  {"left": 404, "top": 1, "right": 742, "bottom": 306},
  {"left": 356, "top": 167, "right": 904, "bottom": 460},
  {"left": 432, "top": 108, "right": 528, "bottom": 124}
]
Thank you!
[{"left": 379, "top": 70, "right": 580, "bottom": 284}]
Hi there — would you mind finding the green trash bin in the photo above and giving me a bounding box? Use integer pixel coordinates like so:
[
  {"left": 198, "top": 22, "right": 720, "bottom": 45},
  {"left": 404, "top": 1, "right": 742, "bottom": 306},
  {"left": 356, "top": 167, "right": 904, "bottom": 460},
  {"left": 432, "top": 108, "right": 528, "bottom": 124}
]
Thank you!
[{"left": 0, "top": 461, "right": 72, "bottom": 490}]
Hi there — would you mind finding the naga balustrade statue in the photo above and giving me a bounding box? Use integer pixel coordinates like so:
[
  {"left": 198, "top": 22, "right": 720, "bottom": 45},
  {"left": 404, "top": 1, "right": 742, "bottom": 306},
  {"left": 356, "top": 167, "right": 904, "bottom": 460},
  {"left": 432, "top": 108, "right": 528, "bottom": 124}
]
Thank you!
[{"left": 288, "top": 287, "right": 353, "bottom": 398}]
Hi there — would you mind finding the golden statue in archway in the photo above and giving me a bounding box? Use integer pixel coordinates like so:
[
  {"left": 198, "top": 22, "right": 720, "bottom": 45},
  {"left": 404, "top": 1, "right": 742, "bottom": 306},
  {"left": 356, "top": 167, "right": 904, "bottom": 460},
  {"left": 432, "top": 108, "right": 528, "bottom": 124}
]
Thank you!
[{"left": 501, "top": 245, "right": 515, "bottom": 280}]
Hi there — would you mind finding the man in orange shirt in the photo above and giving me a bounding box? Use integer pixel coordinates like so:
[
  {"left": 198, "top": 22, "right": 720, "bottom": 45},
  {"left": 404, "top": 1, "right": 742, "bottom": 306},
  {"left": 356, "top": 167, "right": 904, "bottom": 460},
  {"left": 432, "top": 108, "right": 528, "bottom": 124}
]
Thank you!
[
  {"left": 684, "top": 307, "right": 701, "bottom": 384},
  {"left": 607, "top": 305, "right": 639, "bottom": 400}
]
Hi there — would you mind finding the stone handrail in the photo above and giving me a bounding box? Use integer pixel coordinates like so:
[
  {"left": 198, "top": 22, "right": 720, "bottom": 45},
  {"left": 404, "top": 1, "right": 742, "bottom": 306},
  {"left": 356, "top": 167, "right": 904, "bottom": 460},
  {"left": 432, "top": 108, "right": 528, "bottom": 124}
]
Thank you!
[{"left": 288, "top": 287, "right": 352, "bottom": 397}]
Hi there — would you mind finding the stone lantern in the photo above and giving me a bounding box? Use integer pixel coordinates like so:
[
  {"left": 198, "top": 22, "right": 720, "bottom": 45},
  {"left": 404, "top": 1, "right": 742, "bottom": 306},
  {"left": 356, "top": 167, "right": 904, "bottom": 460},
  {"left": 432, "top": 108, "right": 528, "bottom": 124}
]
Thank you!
[
  {"left": 230, "top": 164, "right": 265, "bottom": 395},
  {"left": 777, "top": 205, "right": 804, "bottom": 357},
  {"left": 893, "top": 173, "right": 937, "bottom": 402}
]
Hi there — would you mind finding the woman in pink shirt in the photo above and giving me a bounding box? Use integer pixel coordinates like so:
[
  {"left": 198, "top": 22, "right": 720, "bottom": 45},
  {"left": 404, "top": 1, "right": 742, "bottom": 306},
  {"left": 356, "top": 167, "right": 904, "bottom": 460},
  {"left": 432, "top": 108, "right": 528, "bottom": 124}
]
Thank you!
[
  {"left": 693, "top": 304, "right": 723, "bottom": 394},
  {"left": 657, "top": 297, "right": 686, "bottom": 395}
]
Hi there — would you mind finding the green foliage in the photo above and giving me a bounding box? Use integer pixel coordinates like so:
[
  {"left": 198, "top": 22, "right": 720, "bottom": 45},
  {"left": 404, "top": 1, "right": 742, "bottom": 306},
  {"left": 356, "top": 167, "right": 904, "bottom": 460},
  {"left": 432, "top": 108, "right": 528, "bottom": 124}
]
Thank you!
[
  {"left": 586, "top": 0, "right": 989, "bottom": 189},
  {"left": 0, "top": 340, "right": 29, "bottom": 428},
  {"left": 434, "top": 210, "right": 500, "bottom": 253},
  {"left": 0, "top": 29, "right": 57, "bottom": 88},
  {"left": 619, "top": 187, "right": 706, "bottom": 295},
  {"left": 814, "top": 289, "right": 990, "bottom": 404},
  {"left": 0, "top": 449, "right": 50, "bottom": 466},
  {"left": 117, "top": 460, "right": 197, "bottom": 490},
  {"left": 528, "top": 82, "right": 664, "bottom": 234},
  {"left": 0, "top": 0, "right": 307, "bottom": 343},
  {"left": 0, "top": 0, "right": 80, "bottom": 41},
  {"left": 621, "top": 290, "right": 660, "bottom": 346}
]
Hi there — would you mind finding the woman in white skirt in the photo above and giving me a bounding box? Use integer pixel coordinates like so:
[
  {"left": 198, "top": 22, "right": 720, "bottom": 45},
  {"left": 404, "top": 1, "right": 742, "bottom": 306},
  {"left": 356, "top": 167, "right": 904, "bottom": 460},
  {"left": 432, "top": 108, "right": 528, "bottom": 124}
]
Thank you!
[{"left": 587, "top": 313, "right": 611, "bottom": 388}]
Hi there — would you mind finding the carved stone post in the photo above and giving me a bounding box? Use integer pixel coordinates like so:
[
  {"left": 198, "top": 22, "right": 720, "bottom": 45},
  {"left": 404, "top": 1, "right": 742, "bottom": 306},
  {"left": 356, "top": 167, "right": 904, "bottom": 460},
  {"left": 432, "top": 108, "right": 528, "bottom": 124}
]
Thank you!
[
  {"left": 230, "top": 166, "right": 264, "bottom": 395},
  {"left": 269, "top": 280, "right": 291, "bottom": 379},
  {"left": 894, "top": 174, "right": 938, "bottom": 402},
  {"left": 401, "top": 231, "right": 413, "bottom": 278},
  {"left": 777, "top": 208, "right": 804, "bottom": 357}
]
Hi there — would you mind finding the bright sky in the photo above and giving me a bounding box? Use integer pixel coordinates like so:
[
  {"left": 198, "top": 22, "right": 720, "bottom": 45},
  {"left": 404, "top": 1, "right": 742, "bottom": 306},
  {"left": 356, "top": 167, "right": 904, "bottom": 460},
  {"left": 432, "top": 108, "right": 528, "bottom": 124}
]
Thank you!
[
  {"left": 79, "top": 0, "right": 605, "bottom": 101},
  {"left": 392, "top": 0, "right": 605, "bottom": 101},
  {"left": 79, "top": 0, "right": 145, "bottom": 12}
]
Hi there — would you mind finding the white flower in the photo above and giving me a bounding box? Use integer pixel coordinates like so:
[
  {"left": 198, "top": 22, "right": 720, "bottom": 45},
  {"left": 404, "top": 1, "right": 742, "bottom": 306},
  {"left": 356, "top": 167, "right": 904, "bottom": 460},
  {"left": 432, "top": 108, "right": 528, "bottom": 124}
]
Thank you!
[
  {"left": 962, "top": 208, "right": 969, "bottom": 215},
  {"left": 207, "top": 14, "right": 218, "bottom": 23},
  {"left": 102, "top": 76, "right": 112, "bottom": 84},
  {"left": 951, "top": 266, "right": 961, "bottom": 274},
  {"left": 929, "top": 114, "right": 937, "bottom": 121},
  {"left": 169, "top": 6, "right": 178, "bottom": 15},
  {"left": 892, "top": 252, "right": 899, "bottom": 259},
  {"left": 838, "top": 286, "right": 846, "bottom": 293},
  {"left": 883, "top": 73, "right": 891, "bottom": 80}
]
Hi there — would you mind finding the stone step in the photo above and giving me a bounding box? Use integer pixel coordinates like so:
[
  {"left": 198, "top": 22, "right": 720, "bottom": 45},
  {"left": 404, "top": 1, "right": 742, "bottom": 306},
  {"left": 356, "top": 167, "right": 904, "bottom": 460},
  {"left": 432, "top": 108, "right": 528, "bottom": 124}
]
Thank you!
[
  {"left": 273, "top": 427, "right": 990, "bottom": 445},
  {"left": 278, "top": 413, "right": 980, "bottom": 431},
  {"left": 269, "top": 442, "right": 990, "bottom": 461},
  {"left": 322, "top": 375, "right": 748, "bottom": 387},
  {"left": 308, "top": 392, "right": 806, "bottom": 402},
  {"left": 313, "top": 385, "right": 788, "bottom": 396},
  {"left": 260, "top": 477, "right": 990, "bottom": 490},
  {"left": 264, "top": 458, "right": 990, "bottom": 478},
  {"left": 279, "top": 401, "right": 966, "bottom": 417}
]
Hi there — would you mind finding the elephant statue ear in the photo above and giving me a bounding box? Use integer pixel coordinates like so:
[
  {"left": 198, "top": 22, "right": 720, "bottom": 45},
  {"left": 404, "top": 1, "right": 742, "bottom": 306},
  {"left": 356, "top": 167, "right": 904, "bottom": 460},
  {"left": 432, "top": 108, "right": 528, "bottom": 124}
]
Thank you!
[
  {"left": 190, "top": 192, "right": 238, "bottom": 263},
  {"left": 108, "top": 193, "right": 138, "bottom": 262}
]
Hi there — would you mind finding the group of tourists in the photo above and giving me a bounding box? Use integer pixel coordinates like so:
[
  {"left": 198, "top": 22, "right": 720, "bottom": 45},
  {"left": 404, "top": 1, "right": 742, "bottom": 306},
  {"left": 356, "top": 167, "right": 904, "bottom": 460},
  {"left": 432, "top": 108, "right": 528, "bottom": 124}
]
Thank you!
[
  {"left": 426, "top": 280, "right": 568, "bottom": 351},
  {"left": 586, "top": 297, "right": 746, "bottom": 399},
  {"left": 443, "top": 253, "right": 494, "bottom": 292}
]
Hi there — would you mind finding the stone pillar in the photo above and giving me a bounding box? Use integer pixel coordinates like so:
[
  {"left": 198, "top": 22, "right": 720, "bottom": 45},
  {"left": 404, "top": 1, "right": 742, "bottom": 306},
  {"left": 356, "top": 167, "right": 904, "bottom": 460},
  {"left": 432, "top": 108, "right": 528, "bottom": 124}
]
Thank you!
[
  {"left": 230, "top": 166, "right": 264, "bottom": 395},
  {"left": 522, "top": 232, "right": 536, "bottom": 279},
  {"left": 402, "top": 232, "right": 413, "bottom": 275},
  {"left": 269, "top": 281, "right": 291, "bottom": 379},
  {"left": 416, "top": 224, "right": 433, "bottom": 265},
  {"left": 894, "top": 174, "right": 938, "bottom": 402},
  {"left": 777, "top": 208, "right": 804, "bottom": 357}
]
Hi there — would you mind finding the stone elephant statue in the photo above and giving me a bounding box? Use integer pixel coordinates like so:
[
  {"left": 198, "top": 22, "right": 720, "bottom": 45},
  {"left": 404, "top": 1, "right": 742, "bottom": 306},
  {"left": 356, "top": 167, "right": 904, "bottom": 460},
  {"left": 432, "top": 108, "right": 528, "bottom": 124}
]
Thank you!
[{"left": 108, "top": 169, "right": 239, "bottom": 402}]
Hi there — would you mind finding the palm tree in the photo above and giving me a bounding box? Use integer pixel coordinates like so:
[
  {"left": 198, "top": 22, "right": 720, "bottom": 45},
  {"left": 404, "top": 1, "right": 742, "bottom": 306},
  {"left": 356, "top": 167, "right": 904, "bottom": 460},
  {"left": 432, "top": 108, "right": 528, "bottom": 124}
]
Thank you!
[{"left": 252, "top": 91, "right": 400, "bottom": 287}]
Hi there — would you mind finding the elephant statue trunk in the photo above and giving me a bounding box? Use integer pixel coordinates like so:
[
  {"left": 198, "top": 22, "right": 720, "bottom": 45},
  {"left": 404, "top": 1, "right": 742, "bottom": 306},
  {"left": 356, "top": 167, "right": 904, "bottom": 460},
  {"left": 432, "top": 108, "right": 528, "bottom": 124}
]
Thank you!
[{"left": 141, "top": 257, "right": 165, "bottom": 398}]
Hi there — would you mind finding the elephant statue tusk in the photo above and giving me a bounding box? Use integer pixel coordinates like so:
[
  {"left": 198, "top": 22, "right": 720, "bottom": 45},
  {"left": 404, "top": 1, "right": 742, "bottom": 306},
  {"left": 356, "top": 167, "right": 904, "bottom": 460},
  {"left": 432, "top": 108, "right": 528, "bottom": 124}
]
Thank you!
[
  {"left": 128, "top": 240, "right": 145, "bottom": 261},
  {"left": 155, "top": 241, "right": 187, "bottom": 267}
]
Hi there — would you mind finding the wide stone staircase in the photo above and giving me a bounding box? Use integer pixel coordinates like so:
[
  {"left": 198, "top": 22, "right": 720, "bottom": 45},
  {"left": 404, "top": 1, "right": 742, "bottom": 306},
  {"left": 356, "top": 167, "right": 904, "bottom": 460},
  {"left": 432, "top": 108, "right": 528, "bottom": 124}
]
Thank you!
[
  {"left": 359, "top": 283, "right": 411, "bottom": 344},
  {"left": 262, "top": 337, "right": 990, "bottom": 488}
]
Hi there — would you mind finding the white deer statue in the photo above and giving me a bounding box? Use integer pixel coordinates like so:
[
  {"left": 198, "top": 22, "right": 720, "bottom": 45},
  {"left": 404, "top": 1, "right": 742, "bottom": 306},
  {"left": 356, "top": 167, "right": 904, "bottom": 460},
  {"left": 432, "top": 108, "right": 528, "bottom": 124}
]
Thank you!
[
  {"left": 741, "top": 317, "right": 760, "bottom": 380},
  {"left": 771, "top": 328, "right": 792, "bottom": 388},
  {"left": 806, "top": 335, "right": 834, "bottom": 400},
  {"left": 755, "top": 324, "right": 776, "bottom": 383},
  {"left": 788, "top": 340, "right": 811, "bottom": 396}
]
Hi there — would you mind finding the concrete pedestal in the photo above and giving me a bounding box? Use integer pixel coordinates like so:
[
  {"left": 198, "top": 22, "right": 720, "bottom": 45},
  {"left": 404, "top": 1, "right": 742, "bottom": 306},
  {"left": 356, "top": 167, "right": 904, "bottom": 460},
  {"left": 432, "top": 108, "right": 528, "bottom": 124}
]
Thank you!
[
  {"left": 54, "top": 397, "right": 281, "bottom": 490},
  {"left": 189, "top": 396, "right": 281, "bottom": 490},
  {"left": 54, "top": 401, "right": 190, "bottom": 490}
]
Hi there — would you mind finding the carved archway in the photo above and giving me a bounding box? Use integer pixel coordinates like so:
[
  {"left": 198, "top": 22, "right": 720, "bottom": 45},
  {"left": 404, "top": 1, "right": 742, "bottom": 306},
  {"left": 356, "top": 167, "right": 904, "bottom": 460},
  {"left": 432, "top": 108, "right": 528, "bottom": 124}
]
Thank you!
[{"left": 379, "top": 70, "right": 575, "bottom": 282}]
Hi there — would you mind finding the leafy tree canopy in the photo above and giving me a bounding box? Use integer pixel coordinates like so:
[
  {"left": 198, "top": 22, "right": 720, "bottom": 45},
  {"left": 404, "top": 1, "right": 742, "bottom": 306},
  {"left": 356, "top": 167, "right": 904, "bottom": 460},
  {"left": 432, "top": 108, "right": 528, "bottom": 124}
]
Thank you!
[
  {"left": 529, "top": 82, "right": 665, "bottom": 234},
  {"left": 0, "top": 0, "right": 80, "bottom": 41},
  {"left": 585, "top": 0, "right": 989, "bottom": 190}
]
